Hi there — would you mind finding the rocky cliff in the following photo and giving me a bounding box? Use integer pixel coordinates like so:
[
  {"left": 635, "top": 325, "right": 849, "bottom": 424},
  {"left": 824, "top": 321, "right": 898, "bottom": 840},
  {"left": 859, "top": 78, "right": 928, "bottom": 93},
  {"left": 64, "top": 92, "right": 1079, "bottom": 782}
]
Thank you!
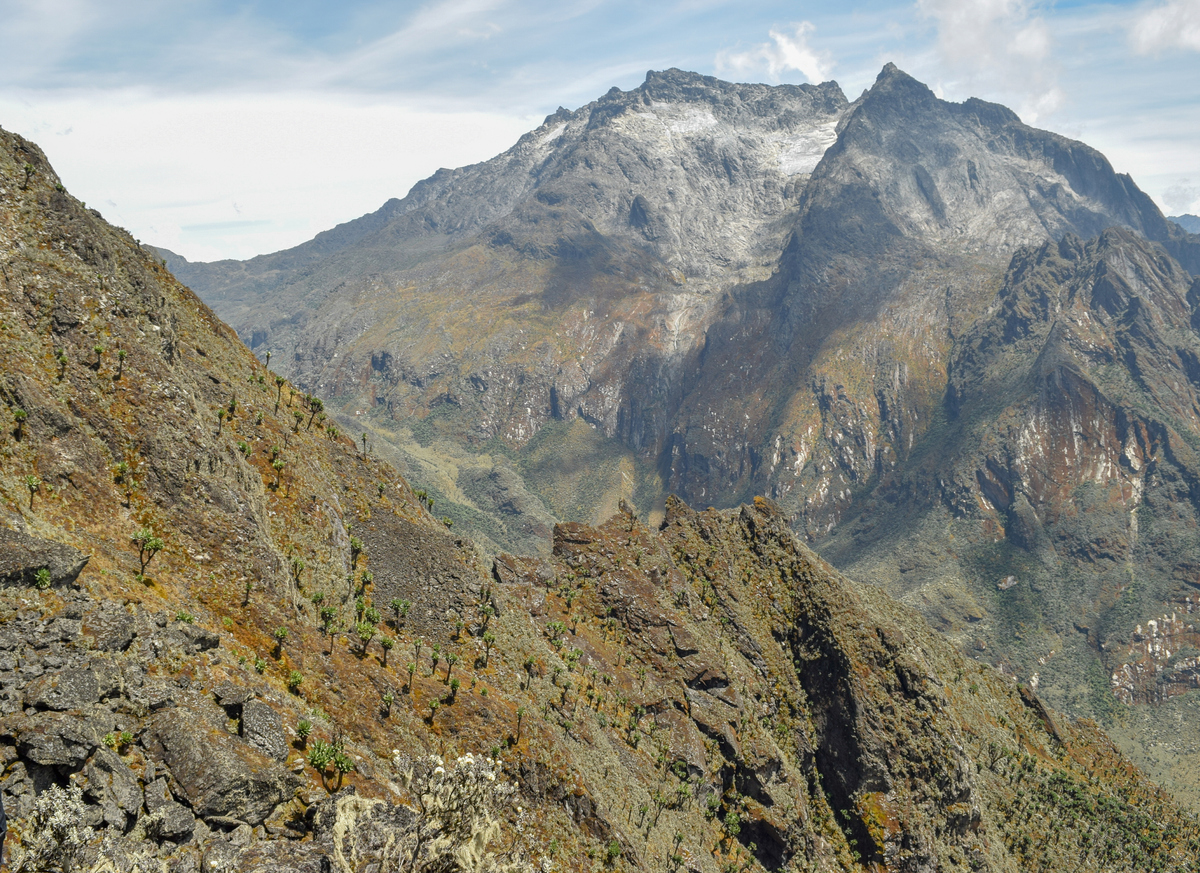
[{"left": 6, "top": 124, "right": 1200, "bottom": 871}]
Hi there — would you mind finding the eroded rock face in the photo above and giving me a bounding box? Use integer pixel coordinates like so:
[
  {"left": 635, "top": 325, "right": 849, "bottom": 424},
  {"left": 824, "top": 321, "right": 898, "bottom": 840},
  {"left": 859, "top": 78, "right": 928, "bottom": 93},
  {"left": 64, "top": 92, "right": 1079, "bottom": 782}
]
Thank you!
[
  {"left": 241, "top": 699, "right": 287, "bottom": 762},
  {"left": 83, "top": 748, "right": 143, "bottom": 829},
  {"left": 145, "top": 707, "right": 301, "bottom": 825},
  {"left": 0, "top": 524, "right": 89, "bottom": 589},
  {"left": 7, "top": 711, "right": 102, "bottom": 768}
]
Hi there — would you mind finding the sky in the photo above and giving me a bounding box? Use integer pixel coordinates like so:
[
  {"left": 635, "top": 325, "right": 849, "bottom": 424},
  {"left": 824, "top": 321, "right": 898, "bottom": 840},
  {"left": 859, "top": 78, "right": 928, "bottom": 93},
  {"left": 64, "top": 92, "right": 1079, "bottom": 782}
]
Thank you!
[{"left": 0, "top": 0, "right": 1197, "bottom": 262}]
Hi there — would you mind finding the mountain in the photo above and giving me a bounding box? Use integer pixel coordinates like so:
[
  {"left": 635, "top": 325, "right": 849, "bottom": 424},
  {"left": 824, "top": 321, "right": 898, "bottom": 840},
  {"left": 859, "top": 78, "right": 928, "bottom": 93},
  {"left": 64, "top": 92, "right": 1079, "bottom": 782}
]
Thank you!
[
  {"left": 7, "top": 122, "right": 1200, "bottom": 871},
  {"left": 162, "top": 66, "right": 1200, "bottom": 806},
  {"left": 1171, "top": 214, "right": 1200, "bottom": 234}
]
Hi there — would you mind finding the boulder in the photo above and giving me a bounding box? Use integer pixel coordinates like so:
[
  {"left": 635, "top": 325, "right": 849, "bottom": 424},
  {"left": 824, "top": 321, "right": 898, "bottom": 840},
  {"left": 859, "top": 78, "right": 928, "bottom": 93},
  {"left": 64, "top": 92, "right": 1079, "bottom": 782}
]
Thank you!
[
  {"left": 144, "top": 776, "right": 173, "bottom": 812},
  {"left": 0, "top": 524, "right": 89, "bottom": 588},
  {"left": 212, "top": 681, "right": 254, "bottom": 708},
  {"left": 83, "top": 605, "right": 136, "bottom": 652},
  {"left": 25, "top": 667, "right": 102, "bottom": 711},
  {"left": 142, "top": 801, "right": 196, "bottom": 842},
  {"left": 144, "top": 707, "right": 301, "bottom": 825},
  {"left": 241, "top": 699, "right": 287, "bottom": 762},
  {"left": 8, "top": 711, "right": 101, "bottom": 767},
  {"left": 83, "top": 747, "right": 143, "bottom": 829}
]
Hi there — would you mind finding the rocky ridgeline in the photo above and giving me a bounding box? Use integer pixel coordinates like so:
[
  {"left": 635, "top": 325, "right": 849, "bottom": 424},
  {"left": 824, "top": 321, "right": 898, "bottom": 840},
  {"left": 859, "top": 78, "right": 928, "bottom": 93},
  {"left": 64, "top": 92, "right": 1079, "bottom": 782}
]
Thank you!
[{"left": 1, "top": 495, "right": 1199, "bottom": 871}]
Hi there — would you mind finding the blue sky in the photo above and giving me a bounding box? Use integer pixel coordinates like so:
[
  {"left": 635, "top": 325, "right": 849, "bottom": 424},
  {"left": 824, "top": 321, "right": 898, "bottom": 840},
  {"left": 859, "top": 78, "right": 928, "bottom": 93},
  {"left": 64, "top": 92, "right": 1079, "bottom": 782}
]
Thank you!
[{"left": 1, "top": 0, "right": 1197, "bottom": 261}]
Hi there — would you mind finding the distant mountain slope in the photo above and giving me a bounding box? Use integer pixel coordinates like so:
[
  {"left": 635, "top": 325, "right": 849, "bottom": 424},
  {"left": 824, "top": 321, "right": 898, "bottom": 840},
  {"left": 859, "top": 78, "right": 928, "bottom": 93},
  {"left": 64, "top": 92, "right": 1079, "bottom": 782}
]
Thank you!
[
  {"left": 9, "top": 124, "right": 1200, "bottom": 871},
  {"left": 1171, "top": 213, "right": 1200, "bottom": 234},
  {"left": 164, "top": 65, "right": 1174, "bottom": 549},
  {"left": 160, "top": 66, "right": 1200, "bottom": 806}
]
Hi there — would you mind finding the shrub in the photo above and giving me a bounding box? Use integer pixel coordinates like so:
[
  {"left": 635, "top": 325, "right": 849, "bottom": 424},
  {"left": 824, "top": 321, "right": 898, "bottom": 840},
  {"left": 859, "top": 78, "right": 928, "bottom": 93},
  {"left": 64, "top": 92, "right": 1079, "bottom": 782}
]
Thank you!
[
  {"left": 34, "top": 568, "right": 51, "bottom": 590},
  {"left": 22, "top": 474, "right": 40, "bottom": 508},
  {"left": 10, "top": 781, "right": 94, "bottom": 873},
  {"left": 355, "top": 621, "right": 377, "bottom": 655},
  {"left": 308, "top": 738, "right": 335, "bottom": 771},
  {"left": 391, "top": 752, "right": 517, "bottom": 872},
  {"left": 133, "top": 527, "right": 164, "bottom": 574},
  {"left": 288, "top": 671, "right": 304, "bottom": 693}
]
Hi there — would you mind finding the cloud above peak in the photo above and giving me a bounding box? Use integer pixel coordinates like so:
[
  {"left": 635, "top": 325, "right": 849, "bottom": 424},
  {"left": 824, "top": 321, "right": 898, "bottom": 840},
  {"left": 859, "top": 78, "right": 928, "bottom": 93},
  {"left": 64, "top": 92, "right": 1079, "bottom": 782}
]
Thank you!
[
  {"left": 715, "top": 23, "right": 834, "bottom": 85},
  {"left": 917, "top": 0, "right": 1062, "bottom": 121}
]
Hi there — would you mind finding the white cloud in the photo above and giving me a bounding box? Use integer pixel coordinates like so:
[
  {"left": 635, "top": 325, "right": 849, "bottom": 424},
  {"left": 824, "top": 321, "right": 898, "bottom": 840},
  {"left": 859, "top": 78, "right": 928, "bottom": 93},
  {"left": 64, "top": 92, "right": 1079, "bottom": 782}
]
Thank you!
[
  {"left": 917, "top": 0, "right": 1062, "bottom": 121},
  {"left": 1163, "top": 179, "right": 1200, "bottom": 213},
  {"left": 715, "top": 22, "right": 834, "bottom": 85},
  {"left": 0, "top": 89, "right": 536, "bottom": 261},
  {"left": 1131, "top": 0, "right": 1200, "bottom": 53}
]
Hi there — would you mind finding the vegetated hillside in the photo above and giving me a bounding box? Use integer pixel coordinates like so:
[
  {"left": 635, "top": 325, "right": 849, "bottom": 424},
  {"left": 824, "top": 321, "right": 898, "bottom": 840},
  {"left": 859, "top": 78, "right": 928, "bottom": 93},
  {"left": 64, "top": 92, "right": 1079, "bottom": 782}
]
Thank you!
[
  {"left": 163, "top": 63, "right": 1200, "bottom": 806},
  {"left": 4, "top": 127, "right": 1200, "bottom": 873}
]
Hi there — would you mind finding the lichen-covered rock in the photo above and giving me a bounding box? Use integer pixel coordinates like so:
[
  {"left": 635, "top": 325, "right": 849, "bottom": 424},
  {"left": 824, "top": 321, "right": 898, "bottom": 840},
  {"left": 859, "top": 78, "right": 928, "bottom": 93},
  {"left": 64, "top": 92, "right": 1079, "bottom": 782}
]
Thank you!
[
  {"left": 144, "top": 707, "right": 301, "bottom": 826},
  {"left": 0, "top": 524, "right": 89, "bottom": 589},
  {"left": 141, "top": 800, "right": 196, "bottom": 842},
  {"left": 82, "top": 604, "right": 136, "bottom": 653},
  {"left": 241, "top": 699, "right": 287, "bottom": 762},
  {"left": 25, "top": 666, "right": 102, "bottom": 711},
  {"left": 6, "top": 710, "right": 101, "bottom": 767},
  {"left": 83, "top": 747, "right": 143, "bottom": 829}
]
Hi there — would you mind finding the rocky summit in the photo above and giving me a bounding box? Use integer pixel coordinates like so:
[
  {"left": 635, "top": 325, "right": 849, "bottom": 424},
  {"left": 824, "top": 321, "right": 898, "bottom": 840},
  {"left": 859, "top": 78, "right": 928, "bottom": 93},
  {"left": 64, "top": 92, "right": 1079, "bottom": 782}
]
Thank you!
[
  {"left": 5, "top": 118, "right": 1200, "bottom": 871},
  {"left": 165, "top": 65, "right": 1200, "bottom": 807}
]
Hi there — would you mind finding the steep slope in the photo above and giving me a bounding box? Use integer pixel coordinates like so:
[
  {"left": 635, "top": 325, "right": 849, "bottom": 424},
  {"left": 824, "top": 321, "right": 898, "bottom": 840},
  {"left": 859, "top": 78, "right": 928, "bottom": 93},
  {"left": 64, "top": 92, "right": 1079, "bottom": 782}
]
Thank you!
[
  {"left": 664, "top": 63, "right": 1172, "bottom": 522},
  {"left": 6, "top": 125, "right": 1200, "bottom": 872},
  {"left": 1171, "top": 215, "right": 1200, "bottom": 234},
  {"left": 160, "top": 69, "right": 852, "bottom": 553},
  {"left": 164, "top": 67, "right": 1179, "bottom": 556},
  {"left": 817, "top": 228, "right": 1200, "bottom": 797},
  {"left": 159, "top": 67, "right": 1200, "bottom": 803}
]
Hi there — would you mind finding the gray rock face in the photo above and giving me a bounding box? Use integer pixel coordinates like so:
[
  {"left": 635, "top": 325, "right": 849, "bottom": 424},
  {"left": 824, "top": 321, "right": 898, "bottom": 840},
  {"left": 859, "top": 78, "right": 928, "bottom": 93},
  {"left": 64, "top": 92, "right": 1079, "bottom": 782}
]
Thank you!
[
  {"left": 83, "top": 603, "right": 136, "bottom": 652},
  {"left": 144, "top": 776, "right": 173, "bottom": 812},
  {"left": 212, "top": 681, "right": 254, "bottom": 706},
  {"left": 167, "top": 65, "right": 1179, "bottom": 554},
  {"left": 1170, "top": 213, "right": 1200, "bottom": 234},
  {"left": 26, "top": 666, "right": 102, "bottom": 710},
  {"left": 144, "top": 707, "right": 300, "bottom": 826},
  {"left": 0, "top": 523, "right": 89, "bottom": 589},
  {"left": 165, "top": 69, "right": 848, "bottom": 317},
  {"left": 240, "top": 699, "right": 287, "bottom": 762},
  {"left": 8, "top": 710, "right": 101, "bottom": 767},
  {"left": 83, "top": 747, "right": 143, "bottom": 829},
  {"left": 142, "top": 800, "right": 196, "bottom": 841}
]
